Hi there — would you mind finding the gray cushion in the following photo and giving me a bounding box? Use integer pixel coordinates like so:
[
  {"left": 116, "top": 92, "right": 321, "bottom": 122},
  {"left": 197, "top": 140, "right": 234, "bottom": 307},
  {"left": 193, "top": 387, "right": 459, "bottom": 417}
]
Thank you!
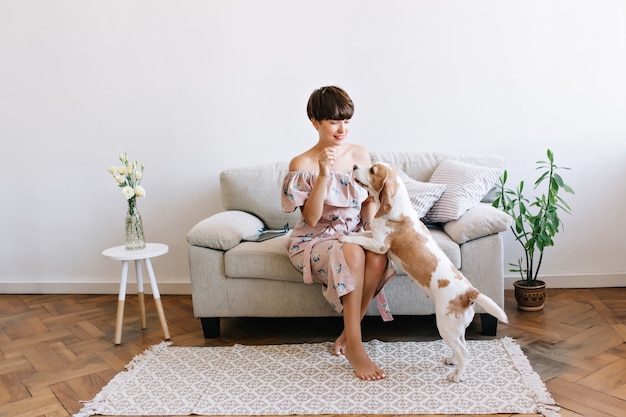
[
  {"left": 186, "top": 210, "right": 263, "bottom": 250},
  {"left": 220, "top": 163, "right": 300, "bottom": 230},
  {"left": 225, "top": 234, "right": 302, "bottom": 282},
  {"left": 443, "top": 203, "right": 512, "bottom": 244}
]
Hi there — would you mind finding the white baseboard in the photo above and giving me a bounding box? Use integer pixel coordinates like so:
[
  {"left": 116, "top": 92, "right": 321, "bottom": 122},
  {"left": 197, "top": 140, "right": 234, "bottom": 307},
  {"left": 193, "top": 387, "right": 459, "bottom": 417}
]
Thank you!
[{"left": 2, "top": 272, "right": 625, "bottom": 295}]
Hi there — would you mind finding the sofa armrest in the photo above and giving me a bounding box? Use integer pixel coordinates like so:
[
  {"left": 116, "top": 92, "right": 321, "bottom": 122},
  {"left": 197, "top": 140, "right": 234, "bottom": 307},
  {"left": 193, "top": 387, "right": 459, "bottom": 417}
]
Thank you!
[
  {"left": 443, "top": 203, "right": 512, "bottom": 244},
  {"left": 186, "top": 210, "right": 265, "bottom": 250}
]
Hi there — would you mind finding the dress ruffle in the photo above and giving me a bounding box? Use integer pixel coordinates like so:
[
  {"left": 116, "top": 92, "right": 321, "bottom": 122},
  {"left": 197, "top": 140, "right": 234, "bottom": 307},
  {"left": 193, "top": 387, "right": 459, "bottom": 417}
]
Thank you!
[{"left": 281, "top": 170, "right": 368, "bottom": 216}]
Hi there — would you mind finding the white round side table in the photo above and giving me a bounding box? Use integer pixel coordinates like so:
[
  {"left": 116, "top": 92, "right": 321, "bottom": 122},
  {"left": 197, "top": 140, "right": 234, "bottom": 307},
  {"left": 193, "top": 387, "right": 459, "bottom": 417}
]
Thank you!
[{"left": 102, "top": 243, "right": 171, "bottom": 345}]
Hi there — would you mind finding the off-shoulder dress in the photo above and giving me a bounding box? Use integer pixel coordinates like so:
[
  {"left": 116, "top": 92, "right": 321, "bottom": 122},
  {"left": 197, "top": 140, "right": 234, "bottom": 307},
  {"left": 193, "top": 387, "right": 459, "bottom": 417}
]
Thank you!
[{"left": 281, "top": 170, "right": 395, "bottom": 321}]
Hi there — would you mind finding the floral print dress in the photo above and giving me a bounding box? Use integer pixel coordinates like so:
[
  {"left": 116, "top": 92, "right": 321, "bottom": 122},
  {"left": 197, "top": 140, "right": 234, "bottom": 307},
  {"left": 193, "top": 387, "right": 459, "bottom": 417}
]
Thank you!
[{"left": 281, "top": 170, "right": 395, "bottom": 321}]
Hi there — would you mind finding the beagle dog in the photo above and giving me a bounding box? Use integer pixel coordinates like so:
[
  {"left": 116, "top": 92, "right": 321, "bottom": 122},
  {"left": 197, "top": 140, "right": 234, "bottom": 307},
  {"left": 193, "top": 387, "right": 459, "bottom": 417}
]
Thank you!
[{"left": 339, "top": 162, "right": 508, "bottom": 382}]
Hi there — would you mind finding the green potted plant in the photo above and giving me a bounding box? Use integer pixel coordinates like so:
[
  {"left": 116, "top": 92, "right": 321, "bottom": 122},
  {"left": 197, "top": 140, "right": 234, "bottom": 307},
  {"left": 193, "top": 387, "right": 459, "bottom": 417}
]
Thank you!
[{"left": 492, "top": 149, "right": 575, "bottom": 311}]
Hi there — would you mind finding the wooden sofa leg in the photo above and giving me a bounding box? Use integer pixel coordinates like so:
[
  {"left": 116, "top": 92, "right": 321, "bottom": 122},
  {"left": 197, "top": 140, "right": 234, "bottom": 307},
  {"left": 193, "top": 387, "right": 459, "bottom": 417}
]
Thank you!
[
  {"left": 480, "top": 313, "right": 498, "bottom": 336},
  {"left": 200, "top": 317, "right": 220, "bottom": 338}
]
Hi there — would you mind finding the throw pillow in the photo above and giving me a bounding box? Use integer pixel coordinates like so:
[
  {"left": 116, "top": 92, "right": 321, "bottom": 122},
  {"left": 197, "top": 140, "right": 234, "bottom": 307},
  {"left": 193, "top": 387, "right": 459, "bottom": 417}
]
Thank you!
[
  {"left": 443, "top": 203, "right": 512, "bottom": 244},
  {"left": 424, "top": 159, "right": 502, "bottom": 223},
  {"left": 186, "top": 210, "right": 264, "bottom": 250},
  {"left": 398, "top": 170, "right": 447, "bottom": 218}
]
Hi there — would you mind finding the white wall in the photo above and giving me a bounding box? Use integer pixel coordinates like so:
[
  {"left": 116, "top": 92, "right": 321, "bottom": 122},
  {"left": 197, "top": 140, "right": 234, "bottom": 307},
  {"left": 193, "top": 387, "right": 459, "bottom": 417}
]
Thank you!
[{"left": 1, "top": 0, "right": 625, "bottom": 293}]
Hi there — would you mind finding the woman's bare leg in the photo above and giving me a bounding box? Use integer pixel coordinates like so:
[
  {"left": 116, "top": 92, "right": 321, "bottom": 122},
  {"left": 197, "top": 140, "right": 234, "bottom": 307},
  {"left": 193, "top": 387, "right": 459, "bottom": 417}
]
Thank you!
[
  {"left": 333, "top": 251, "right": 387, "bottom": 355},
  {"left": 336, "top": 244, "right": 387, "bottom": 380}
]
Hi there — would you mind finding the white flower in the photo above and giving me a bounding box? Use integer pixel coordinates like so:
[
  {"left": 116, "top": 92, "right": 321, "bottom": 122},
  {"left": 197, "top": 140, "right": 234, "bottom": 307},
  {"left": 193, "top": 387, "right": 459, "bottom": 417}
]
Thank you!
[
  {"left": 134, "top": 186, "right": 146, "bottom": 197},
  {"left": 108, "top": 152, "right": 146, "bottom": 203},
  {"left": 121, "top": 186, "right": 134, "bottom": 200}
]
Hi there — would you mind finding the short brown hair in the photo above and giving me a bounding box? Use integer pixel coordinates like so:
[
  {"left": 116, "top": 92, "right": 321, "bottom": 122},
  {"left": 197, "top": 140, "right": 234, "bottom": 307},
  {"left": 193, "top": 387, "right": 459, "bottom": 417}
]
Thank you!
[{"left": 306, "top": 86, "right": 354, "bottom": 121}]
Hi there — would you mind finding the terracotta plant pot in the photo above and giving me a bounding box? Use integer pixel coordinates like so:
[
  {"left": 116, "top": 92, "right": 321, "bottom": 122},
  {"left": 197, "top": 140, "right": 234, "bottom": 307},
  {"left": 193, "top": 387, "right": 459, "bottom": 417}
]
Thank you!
[{"left": 513, "top": 280, "right": 547, "bottom": 311}]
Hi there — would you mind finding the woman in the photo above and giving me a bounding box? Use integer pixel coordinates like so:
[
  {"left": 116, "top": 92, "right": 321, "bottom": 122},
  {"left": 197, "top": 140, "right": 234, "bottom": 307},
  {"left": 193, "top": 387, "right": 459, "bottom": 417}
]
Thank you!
[{"left": 281, "top": 86, "right": 395, "bottom": 381}]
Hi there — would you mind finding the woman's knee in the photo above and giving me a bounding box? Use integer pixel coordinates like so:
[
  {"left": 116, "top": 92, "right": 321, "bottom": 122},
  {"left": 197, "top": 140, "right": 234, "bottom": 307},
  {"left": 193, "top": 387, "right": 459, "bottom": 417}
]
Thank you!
[
  {"left": 342, "top": 243, "right": 366, "bottom": 264},
  {"left": 365, "top": 252, "right": 387, "bottom": 275}
]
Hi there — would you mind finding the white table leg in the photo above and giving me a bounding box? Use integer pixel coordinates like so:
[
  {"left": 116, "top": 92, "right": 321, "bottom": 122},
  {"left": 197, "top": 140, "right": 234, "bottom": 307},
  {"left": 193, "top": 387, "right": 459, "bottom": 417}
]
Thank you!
[
  {"left": 144, "top": 257, "right": 170, "bottom": 340},
  {"left": 135, "top": 260, "right": 147, "bottom": 329},
  {"left": 114, "top": 260, "right": 129, "bottom": 345}
]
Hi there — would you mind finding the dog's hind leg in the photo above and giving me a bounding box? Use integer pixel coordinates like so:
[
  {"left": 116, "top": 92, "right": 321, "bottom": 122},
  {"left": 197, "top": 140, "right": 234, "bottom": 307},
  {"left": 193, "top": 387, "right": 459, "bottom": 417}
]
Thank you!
[
  {"left": 447, "top": 336, "right": 469, "bottom": 382},
  {"left": 438, "top": 319, "right": 469, "bottom": 382}
]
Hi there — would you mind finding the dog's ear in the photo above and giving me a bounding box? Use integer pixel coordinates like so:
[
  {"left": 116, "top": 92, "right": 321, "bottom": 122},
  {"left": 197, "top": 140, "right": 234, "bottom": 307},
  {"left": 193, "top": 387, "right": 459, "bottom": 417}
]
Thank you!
[{"left": 375, "top": 175, "right": 397, "bottom": 218}]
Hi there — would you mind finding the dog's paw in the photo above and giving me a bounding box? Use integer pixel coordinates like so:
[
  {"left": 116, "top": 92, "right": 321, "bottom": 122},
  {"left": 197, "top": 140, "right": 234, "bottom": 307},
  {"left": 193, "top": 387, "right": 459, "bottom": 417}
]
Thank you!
[
  {"left": 338, "top": 236, "right": 349, "bottom": 243},
  {"left": 447, "top": 370, "right": 464, "bottom": 383}
]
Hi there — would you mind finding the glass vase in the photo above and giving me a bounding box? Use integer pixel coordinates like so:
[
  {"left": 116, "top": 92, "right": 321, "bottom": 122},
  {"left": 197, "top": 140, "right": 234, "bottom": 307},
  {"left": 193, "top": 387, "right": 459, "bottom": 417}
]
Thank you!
[{"left": 125, "top": 202, "right": 146, "bottom": 250}]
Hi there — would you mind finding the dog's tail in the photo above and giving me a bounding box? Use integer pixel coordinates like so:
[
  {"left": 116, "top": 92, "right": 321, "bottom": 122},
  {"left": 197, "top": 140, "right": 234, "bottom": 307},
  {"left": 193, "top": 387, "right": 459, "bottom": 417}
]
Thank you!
[{"left": 475, "top": 293, "right": 509, "bottom": 324}]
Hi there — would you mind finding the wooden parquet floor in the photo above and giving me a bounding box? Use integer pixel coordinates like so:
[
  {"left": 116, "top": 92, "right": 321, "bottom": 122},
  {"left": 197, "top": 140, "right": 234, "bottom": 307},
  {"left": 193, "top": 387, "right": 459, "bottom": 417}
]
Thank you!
[{"left": 0, "top": 288, "right": 625, "bottom": 417}]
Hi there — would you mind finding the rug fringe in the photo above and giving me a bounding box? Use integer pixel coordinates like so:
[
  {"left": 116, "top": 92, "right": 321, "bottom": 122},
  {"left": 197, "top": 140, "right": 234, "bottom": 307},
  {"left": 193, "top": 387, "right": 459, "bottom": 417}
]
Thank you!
[
  {"left": 501, "top": 337, "right": 561, "bottom": 417},
  {"left": 73, "top": 341, "right": 173, "bottom": 417},
  {"left": 126, "top": 341, "right": 172, "bottom": 371}
]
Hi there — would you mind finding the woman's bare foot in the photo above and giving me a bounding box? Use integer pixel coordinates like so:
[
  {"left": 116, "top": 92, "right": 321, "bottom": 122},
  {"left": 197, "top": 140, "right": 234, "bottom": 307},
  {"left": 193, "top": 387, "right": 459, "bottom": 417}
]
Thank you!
[
  {"left": 333, "top": 331, "right": 346, "bottom": 356},
  {"left": 344, "top": 341, "right": 386, "bottom": 381}
]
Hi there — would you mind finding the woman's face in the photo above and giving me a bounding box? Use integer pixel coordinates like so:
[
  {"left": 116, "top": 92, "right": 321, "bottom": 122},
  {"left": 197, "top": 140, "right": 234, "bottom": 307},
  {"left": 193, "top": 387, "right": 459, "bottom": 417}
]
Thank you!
[{"left": 314, "top": 119, "right": 351, "bottom": 145}]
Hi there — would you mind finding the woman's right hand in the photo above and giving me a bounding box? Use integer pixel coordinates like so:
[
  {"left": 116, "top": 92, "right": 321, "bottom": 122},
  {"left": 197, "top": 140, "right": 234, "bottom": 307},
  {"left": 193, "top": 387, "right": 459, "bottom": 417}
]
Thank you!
[
  {"left": 301, "top": 147, "right": 336, "bottom": 227},
  {"left": 318, "top": 147, "right": 337, "bottom": 177}
]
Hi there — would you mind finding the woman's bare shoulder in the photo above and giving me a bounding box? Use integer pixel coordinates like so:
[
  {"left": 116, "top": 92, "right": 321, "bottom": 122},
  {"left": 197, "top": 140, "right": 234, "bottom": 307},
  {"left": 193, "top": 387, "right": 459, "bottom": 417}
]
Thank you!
[{"left": 289, "top": 151, "right": 317, "bottom": 171}]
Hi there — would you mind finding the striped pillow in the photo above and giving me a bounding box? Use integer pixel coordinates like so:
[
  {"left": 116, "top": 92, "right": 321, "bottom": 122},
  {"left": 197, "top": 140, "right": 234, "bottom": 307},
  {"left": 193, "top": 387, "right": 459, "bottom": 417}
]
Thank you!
[
  {"left": 398, "top": 170, "right": 447, "bottom": 218},
  {"left": 423, "top": 159, "right": 502, "bottom": 224}
]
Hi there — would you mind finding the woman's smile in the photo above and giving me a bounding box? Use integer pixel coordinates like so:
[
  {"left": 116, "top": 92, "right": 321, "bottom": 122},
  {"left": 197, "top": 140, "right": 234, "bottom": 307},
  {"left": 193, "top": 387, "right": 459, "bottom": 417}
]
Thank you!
[{"left": 316, "top": 119, "right": 350, "bottom": 144}]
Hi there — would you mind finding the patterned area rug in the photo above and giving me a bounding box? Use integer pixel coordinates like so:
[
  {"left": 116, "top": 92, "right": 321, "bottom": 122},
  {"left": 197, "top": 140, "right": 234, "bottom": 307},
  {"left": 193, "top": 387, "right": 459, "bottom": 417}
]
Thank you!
[{"left": 75, "top": 337, "right": 560, "bottom": 416}]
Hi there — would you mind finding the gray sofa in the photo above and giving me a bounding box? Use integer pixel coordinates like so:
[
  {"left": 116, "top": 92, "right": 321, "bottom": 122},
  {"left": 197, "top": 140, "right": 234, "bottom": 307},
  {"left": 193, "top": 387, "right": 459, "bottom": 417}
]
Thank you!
[{"left": 187, "top": 151, "right": 511, "bottom": 338}]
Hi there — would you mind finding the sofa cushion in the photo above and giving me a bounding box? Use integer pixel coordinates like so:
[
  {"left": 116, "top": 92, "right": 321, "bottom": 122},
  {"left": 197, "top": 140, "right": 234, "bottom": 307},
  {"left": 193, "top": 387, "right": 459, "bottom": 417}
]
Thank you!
[
  {"left": 443, "top": 203, "right": 512, "bottom": 244},
  {"left": 424, "top": 159, "right": 502, "bottom": 223},
  {"left": 187, "top": 210, "right": 264, "bottom": 250},
  {"left": 398, "top": 170, "right": 447, "bottom": 218},
  {"left": 224, "top": 234, "right": 302, "bottom": 282},
  {"left": 224, "top": 228, "right": 461, "bottom": 282},
  {"left": 220, "top": 163, "right": 301, "bottom": 230}
]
